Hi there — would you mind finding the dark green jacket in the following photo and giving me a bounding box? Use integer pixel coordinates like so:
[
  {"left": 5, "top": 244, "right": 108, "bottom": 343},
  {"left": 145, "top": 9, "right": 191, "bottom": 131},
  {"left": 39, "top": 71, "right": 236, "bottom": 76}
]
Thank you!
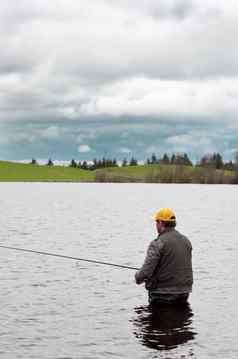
[{"left": 135, "top": 228, "right": 193, "bottom": 294}]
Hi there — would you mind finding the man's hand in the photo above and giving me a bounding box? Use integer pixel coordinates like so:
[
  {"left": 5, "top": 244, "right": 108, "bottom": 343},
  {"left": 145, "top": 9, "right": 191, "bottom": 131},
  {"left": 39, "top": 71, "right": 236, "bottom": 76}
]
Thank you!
[{"left": 135, "top": 271, "right": 144, "bottom": 285}]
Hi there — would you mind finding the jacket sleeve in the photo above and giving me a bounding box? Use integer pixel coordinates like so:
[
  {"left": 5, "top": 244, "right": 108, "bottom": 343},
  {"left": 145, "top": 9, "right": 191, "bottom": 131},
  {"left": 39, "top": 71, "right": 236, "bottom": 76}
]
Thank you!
[{"left": 135, "top": 239, "right": 163, "bottom": 285}]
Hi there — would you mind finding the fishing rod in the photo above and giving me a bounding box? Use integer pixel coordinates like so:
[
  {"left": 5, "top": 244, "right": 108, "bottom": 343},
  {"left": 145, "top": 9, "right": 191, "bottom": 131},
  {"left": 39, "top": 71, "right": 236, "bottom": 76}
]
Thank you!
[{"left": 0, "top": 244, "right": 139, "bottom": 270}]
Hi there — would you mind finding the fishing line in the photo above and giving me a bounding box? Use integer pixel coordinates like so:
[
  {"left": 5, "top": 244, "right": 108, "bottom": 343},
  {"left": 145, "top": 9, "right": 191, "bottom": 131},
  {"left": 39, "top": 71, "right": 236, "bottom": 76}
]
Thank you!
[{"left": 0, "top": 244, "right": 139, "bottom": 270}]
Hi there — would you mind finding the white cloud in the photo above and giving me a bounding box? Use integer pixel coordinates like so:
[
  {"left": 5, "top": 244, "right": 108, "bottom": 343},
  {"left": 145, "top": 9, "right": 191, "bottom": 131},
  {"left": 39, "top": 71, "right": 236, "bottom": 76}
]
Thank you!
[
  {"left": 78, "top": 144, "right": 92, "bottom": 153},
  {"left": 79, "top": 77, "right": 238, "bottom": 119},
  {"left": 41, "top": 126, "right": 61, "bottom": 139},
  {"left": 8, "top": 132, "right": 37, "bottom": 144},
  {"left": 119, "top": 147, "right": 131, "bottom": 154},
  {"left": 76, "top": 131, "right": 97, "bottom": 145},
  {"left": 166, "top": 131, "right": 216, "bottom": 154},
  {"left": 146, "top": 145, "right": 160, "bottom": 154},
  {"left": 166, "top": 134, "right": 195, "bottom": 146},
  {"left": 120, "top": 131, "right": 130, "bottom": 139}
]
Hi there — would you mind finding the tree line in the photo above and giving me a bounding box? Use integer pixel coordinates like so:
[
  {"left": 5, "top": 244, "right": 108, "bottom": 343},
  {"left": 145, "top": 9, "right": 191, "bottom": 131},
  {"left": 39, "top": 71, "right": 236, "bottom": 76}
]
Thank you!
[{"left": 30, "top": 152, "right": 238, "bottom": 171}]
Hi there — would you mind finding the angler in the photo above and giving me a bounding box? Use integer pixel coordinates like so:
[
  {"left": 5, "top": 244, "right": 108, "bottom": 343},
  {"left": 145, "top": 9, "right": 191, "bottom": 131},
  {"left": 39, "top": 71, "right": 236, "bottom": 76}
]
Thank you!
[{"left": 135, "top": 208, "right": 193, "bottom": 307}]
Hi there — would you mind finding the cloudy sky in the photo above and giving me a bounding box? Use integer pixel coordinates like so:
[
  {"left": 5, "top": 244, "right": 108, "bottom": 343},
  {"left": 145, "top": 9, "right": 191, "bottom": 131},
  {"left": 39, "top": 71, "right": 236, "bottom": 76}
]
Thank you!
[{"left": 1, "top": 0, "right": 238, "bottom": 162}]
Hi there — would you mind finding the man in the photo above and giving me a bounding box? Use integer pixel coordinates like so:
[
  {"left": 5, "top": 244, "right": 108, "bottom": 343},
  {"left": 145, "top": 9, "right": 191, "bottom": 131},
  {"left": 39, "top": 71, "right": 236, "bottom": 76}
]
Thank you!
[{"left": 135, "top": 208, "right": 193, "bottom": 306}]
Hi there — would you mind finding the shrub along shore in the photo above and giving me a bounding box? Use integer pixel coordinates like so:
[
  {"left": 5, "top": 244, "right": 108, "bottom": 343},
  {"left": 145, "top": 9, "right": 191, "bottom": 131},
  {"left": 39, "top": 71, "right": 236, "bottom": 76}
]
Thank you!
[{"left": 0, "top": 160, "right": 238, "bottom": 184}]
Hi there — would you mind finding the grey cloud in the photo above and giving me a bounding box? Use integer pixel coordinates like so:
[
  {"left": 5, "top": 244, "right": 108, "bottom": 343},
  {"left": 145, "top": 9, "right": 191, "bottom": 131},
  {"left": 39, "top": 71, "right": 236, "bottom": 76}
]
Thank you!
[
  {"left": 1, "top": 0, "right": 238, "bottom": 129},
  {"left": 0, "top": 39, "right": 39, "bottom": 75},
  {"left": 0, "top": 61, "right": 33, "bottom": 75},
  {"left": 108, "top": 0, "right": 223, "bottom": 21},
  {"left": 1, "top": 1, "right": 58, "bottom": 30},
  {"left": 108, "top": 0, "right": 193, "bottom": 19},
  {"left": 171, "top": 0, "right": 193, "bottom": 19},
  {"left": 1, "top": 1, "right": 237, "bottom": 85},
  {"left": 147, "top": 0, "right": 194, "bottom": 20}
]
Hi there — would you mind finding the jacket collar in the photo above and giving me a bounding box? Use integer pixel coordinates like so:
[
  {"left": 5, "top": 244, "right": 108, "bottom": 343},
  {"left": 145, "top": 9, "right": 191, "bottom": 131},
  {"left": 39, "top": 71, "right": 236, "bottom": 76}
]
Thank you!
[{"left": 157, "top": 227, "right": 175, "bottom": 238}]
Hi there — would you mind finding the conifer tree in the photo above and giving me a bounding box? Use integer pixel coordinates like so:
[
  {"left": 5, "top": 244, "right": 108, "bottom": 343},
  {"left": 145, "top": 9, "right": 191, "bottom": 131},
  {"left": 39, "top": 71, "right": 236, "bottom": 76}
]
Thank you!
[
  {"left": 47, "top": 158, "right": 54, "bottom": 166},
  {"left": 151, "top": 153, "right": 157, "bottom": 164},
  {"left": 30, "top": 158, "right": 37, "bottom": 165},
  {"left": 213, "top": 153, "right": 223, "bottom": 169},
  {"left": 112, "top": 158, "right": 118, "bottom": 167},
  {"left": 129, "top": 157, "right": 138, "bottom": 166},
  {"left": 70, "top": 159, "right": 77, "bottom": 168},
  {"left": 161, "top": 153, "right": 170, "bottom": 164},
  {"left": 122, "top": 158, "right": 128, "bottom": 167},
  {"left": 234, "top": 151, "right": 238, "bottom": 172},
  {"left": 183, "top": 153, "right": 193, "bottom": 166}
]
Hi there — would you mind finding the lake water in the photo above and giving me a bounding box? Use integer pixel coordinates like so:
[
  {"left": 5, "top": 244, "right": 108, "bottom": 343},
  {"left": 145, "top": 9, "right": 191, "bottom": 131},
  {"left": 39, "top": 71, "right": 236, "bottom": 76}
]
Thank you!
[{"left": 0, "top": 183, "right": 238, "bottom": 359}]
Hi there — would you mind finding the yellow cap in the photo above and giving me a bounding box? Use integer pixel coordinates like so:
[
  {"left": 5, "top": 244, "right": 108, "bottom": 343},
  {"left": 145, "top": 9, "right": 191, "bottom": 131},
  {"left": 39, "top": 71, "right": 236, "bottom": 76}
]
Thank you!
[{"left": 153, "top": 208, "right": 176, "bottom": 222}]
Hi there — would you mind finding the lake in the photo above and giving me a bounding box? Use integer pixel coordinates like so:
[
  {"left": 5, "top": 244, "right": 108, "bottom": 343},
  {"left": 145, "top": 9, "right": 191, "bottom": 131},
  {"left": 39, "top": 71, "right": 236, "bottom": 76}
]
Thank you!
[{"left": 0, "top": 183, "right": 238, "bottom": 359}]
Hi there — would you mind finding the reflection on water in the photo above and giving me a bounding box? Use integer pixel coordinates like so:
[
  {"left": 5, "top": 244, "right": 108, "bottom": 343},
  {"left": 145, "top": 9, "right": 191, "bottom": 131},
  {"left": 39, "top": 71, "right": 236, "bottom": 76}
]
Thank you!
[{"left": 133, "top": 302, "right": 196, "bottom": 351}]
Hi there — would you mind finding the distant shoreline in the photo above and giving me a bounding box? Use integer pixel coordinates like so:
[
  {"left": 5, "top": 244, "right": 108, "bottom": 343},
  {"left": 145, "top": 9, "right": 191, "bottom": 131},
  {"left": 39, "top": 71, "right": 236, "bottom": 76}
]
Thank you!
[{"left": 1, "top": 160, "right": 237, "bottom": 184}]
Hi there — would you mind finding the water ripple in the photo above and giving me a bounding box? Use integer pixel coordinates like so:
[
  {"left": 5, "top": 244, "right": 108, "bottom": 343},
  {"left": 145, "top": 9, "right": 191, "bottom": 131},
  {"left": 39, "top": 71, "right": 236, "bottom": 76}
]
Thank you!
[{"left": 0, "top": 183, "right": 237, "bottom": 358}]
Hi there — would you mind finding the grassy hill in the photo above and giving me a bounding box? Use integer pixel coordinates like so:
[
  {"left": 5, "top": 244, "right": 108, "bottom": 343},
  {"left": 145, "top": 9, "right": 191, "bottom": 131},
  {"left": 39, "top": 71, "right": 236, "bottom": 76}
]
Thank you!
[
  {"left": 0, "top": 160, "right": 236, "bottom": 184},
  {"left": 0, "top": 161, "right": 94, "bottom": 182}
]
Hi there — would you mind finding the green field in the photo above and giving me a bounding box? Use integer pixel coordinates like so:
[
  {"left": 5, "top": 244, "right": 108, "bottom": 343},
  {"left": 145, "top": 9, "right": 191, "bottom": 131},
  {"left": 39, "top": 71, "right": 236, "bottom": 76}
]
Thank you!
[
  {"left": 0, "top": 160, "right": 236, "bottom": 184},
  {"left": 0, "top": 161, "right": 94, "bottom": 182}
]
